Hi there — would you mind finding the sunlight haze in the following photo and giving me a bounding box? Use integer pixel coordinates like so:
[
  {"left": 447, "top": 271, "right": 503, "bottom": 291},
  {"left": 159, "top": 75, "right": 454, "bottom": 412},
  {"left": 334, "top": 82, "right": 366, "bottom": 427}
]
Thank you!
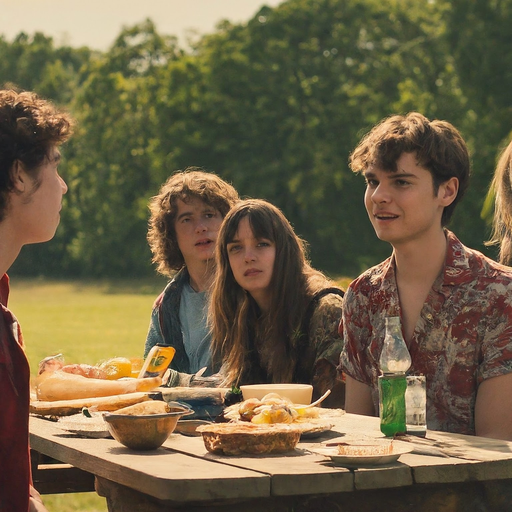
[{"left": 0, "top": 0, "right": 284, "bottom": 50}]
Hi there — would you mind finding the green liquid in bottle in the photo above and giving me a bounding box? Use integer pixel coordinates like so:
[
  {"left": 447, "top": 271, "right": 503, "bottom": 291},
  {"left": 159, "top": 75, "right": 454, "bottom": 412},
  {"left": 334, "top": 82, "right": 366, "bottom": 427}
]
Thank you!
[{"left": 379, "top": 374, "right": 407, "bottom": 437}]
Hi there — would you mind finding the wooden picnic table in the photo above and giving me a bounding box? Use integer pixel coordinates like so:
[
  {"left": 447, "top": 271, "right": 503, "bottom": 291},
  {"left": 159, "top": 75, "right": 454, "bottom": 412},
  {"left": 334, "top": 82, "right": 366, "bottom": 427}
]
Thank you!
[{"left": 29, "top": 411, "right": 512, "bottom": 512}]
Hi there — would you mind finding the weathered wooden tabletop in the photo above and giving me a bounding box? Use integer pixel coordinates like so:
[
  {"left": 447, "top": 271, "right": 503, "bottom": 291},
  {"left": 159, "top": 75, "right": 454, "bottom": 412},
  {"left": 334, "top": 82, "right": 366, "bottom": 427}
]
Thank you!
[{"left": 29, "top": 412, "right": 512, "bottom": 512}]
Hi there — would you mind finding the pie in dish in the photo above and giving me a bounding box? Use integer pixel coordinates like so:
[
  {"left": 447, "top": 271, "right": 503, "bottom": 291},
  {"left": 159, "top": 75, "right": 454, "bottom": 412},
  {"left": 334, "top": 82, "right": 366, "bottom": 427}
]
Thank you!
[{"left": 196, "top": 422, "right": 302, "bottom": 455}]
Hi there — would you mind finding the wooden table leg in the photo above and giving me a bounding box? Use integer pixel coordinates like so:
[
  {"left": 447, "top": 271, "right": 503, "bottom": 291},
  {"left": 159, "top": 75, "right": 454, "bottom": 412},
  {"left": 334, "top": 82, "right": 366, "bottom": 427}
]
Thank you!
[{"left": 30, "top": 449, "right": 95, "bottom": 495}]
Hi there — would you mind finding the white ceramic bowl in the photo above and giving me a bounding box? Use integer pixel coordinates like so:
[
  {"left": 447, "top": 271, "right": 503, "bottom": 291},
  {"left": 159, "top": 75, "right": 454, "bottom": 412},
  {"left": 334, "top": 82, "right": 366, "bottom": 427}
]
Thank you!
[{"left": 240, "top": 384, "right": 313, "bottom": 405}]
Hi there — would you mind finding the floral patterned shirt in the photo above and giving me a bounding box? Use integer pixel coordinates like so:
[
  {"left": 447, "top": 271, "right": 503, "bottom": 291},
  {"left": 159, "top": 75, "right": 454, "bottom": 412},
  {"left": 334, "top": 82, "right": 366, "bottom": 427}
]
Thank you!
[{"left": 339, "top": 230, "right": 512, "bottom": 435}]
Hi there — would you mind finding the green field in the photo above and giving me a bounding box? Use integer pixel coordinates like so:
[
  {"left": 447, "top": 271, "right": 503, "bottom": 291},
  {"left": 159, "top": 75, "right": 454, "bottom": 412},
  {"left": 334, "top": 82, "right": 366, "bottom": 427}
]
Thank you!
[
  {"left": 9, "top": 278, "right": 167, "bottom": 378},
  {"left": 9, "top": 277, "right": 167, "bottom": 512}
]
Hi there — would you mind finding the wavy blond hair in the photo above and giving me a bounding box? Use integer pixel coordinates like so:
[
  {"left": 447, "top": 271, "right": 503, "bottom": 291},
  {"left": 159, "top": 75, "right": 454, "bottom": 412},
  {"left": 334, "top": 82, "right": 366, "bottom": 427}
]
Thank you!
[{"left": 488, "top": 139, "right": 512, "bottom": 265}]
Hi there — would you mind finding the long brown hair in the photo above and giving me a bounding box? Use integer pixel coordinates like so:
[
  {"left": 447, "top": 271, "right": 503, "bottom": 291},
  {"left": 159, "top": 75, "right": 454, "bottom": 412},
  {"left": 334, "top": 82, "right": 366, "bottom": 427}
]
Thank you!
[
  {"left": 488, "top": 139, "right": 512, "bottom": 265},
  {"left": 210, "top": 199, "right": 332, "bottom": 386}
]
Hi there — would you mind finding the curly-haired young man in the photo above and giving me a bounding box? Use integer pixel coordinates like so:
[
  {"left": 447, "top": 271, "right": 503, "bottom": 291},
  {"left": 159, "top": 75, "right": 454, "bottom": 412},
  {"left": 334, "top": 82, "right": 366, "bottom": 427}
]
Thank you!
[
  {"left": 144, "top": 168, "right": 239, "bottom": 386},
  {"left": 0, "top": 88, "right": 73, "bottom": 511}
]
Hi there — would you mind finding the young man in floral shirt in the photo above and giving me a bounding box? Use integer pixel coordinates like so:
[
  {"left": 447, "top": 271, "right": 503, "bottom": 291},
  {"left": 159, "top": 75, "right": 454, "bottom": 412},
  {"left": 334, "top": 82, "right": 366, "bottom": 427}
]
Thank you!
[{"left": 339, "top": 112, "right": 512, "bottom": 440}]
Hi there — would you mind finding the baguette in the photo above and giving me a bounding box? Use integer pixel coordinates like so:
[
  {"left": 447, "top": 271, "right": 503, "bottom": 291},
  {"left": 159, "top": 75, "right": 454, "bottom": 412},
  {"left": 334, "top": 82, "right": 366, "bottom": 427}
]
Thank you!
[{"left": 35, "top": 370, "right": 161, "bottom": 401}]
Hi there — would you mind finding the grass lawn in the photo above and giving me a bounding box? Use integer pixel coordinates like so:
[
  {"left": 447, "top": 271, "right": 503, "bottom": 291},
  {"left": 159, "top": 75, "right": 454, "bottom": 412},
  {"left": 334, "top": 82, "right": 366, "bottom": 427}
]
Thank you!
[
  {"left": 9, "top": 277, "right": 167, "bottom": 378},
  {"left": 9, "top": 277, "right": 166, "bottom": 512},
  {"left": 8, "top": 275, "right": 351, "bottom": 511}
]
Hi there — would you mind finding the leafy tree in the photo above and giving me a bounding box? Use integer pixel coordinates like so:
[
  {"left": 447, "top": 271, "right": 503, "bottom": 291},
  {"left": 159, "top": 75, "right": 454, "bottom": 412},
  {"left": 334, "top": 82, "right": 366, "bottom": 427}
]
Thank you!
[
  {"left": 153, "top": 0, "right": 467, "bottom": 274},
  {"left": 6, "top": 1, "right": 512, "bottom": 278},
  {"left": 61, "top": 20, "right": 181, "bottom": 277},
  {"left": 442, "top": 0, "right": 512, "bottom": 257},
  {"left": 0, "top": 32, "right": 91, "bottom": 103}
]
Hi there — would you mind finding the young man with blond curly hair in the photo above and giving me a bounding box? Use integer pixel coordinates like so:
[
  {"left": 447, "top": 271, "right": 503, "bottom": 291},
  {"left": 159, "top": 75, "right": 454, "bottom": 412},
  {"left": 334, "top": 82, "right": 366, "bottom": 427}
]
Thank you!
[{"left": 144, "top": 168, "right": 239, "bottom": 386}]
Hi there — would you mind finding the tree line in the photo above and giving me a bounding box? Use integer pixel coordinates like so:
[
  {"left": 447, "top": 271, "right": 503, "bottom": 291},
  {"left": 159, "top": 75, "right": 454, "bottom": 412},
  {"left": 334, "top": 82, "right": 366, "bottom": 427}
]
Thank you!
[{"left": 2, "top": 0, "right": 511, "bottom": 280}]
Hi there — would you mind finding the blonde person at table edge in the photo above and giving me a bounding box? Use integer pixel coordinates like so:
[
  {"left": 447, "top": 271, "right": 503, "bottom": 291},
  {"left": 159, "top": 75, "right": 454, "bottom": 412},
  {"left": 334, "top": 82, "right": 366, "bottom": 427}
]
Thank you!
[
  {"left": 339, "top": 112, "right": 512, "bottom": 441},
  {"left": 487, "top": 138, "right": 512, "bottom": 265},
  {"left": 0, "top": 89, "right": 73, "bottom": 511},
  {"left": 144, "top": 169, "right": 239, "bottom": 386},
  {"left": 209, "top": 199, "right": 345, "bottom": 409}
]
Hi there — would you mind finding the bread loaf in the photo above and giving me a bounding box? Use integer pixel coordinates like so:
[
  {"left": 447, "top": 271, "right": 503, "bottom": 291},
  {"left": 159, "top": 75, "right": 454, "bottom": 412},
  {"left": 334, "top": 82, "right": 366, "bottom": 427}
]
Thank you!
[
  {"left": 35, "top": 370, "right": 161, "bottom": 401},
  {"left": 30, "top": 391, "right": 151, "bottom": 416}
]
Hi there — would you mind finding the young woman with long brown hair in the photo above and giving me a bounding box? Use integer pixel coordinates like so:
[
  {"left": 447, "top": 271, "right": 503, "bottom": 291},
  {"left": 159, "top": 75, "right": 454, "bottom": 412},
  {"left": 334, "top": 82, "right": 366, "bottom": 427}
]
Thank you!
[{"left": 210, "top": 199, "right": 345, "bottom": 408}]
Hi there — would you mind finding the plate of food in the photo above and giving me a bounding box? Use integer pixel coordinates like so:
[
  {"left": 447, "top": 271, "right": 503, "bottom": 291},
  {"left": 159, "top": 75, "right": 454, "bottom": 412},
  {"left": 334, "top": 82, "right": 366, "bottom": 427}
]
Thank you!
[
  {"left": 312, "top": 440, "right": 413, "bottom": 467},
  {"left": 297, "top": 422, "right": 335, "bottom": 439}
]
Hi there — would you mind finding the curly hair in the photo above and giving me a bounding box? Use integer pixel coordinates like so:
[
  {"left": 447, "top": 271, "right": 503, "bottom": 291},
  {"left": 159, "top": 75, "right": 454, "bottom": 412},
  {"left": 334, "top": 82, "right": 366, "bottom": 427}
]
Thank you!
[
  {"left": 349, "top": 112, "right": 470, "bottom": 226},
  {"left": 147, "top": 168, "right": 239, "bottom": 276},
  {"left": 0, "top": 89, "right": 74, "bottom": 221},
  {"left": 487, "top": 139, "right": 512, "bottom": 265}
]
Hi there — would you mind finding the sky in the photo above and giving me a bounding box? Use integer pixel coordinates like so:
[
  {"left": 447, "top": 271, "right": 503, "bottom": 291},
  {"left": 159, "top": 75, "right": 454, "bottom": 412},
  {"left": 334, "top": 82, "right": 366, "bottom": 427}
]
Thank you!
[{"left": 0, "top": 0, "right": 284, "bottom": 50}]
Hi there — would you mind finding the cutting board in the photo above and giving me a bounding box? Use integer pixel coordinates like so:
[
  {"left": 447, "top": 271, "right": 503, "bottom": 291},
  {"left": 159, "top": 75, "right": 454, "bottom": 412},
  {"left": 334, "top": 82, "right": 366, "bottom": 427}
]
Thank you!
[{"left": 30, "top": 392, "right": 151, "bottom": 417}]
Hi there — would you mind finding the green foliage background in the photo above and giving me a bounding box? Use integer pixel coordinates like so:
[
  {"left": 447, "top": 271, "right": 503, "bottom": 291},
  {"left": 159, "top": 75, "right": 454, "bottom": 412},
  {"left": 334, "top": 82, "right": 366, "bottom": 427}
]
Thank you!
[{"left": 3, "top": 0, "right": 512, "bottom": 279}]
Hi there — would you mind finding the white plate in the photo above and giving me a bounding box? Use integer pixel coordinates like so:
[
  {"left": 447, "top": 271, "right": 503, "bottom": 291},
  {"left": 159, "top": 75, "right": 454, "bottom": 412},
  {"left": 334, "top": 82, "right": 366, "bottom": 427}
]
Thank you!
[
  {"left": 312, "top": 442, "right": 413, "bottom": 467},
  {"left": 57, "top": 413, "right": 111, "bottom": 438}
]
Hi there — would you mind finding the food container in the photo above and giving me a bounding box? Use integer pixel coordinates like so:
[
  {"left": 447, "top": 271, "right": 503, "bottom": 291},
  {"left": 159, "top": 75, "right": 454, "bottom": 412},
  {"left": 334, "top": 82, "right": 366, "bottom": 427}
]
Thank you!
[
  {"left": 103, "top": 402, "right": 192, "bottom": 450},
  {"left": 196, "top": 422, "right": 301, "bottom": 455},
  {"left": 240, "top": 384, "right": 313, "bottom": 405}
]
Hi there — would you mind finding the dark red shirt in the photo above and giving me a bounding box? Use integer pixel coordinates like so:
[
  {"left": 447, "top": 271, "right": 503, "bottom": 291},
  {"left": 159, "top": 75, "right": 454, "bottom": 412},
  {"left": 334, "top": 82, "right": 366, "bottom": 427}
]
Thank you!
[{"left": 0, "top": 274, "right": 31, "bottom": 512}]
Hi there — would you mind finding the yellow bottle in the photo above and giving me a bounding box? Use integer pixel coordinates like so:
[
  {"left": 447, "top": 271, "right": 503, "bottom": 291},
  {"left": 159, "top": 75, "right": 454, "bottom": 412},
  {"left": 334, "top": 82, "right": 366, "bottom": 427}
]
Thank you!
[{"left": 137, "top": 345, "right": 176, "bottom": 379}]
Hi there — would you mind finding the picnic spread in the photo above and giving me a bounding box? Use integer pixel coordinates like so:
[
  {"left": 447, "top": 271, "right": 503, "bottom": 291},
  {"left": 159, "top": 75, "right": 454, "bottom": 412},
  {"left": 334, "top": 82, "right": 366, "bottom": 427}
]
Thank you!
[{"left": 28, "top": 355, "right": 512, "bottom": 511}]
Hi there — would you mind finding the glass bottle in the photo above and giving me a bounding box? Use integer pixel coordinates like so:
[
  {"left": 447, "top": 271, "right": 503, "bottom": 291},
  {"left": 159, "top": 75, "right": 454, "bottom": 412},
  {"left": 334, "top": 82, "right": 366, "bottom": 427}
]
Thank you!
[
  {"left": 405, "top": 375, "right": 427, "bottom": 436},
  {"left": 378, "top": 317, "right": 411, "bottom": 436}
]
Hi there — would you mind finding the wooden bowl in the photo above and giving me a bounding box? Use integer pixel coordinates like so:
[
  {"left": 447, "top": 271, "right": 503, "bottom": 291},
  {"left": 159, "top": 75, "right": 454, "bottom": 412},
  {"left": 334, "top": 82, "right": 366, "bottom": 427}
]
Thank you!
[{"left": 103, "top": 404, "right": 192, "bottom": 450}]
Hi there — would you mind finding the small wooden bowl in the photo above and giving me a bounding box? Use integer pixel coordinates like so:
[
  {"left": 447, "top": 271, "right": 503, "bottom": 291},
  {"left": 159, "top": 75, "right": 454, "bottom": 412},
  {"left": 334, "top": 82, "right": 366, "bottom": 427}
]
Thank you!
[{"left": 103, "top": 404, "right": 192, "bottom": 450}]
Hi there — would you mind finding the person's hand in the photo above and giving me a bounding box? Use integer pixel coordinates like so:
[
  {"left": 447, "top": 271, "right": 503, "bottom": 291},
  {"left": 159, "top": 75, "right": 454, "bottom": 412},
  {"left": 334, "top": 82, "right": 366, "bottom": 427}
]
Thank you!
[
  {"left": 29, "top": 486, "right": 49, "bottom": 512},
  {"left": 29, "top": 497, "right": 49, "bottom": 512},
  {"left": 164, "top": 367, "right": 222, "bottom": 388},
  {"left": 189, "top": 372, "right": 223, "bottom": 388}
]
